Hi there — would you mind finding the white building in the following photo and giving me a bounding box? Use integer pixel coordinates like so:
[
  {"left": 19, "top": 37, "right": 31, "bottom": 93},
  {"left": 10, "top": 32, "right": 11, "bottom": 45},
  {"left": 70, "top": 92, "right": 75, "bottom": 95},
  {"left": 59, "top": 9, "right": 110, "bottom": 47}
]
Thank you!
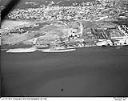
[{"left": 96, "top": 39, "right": 113, "bottom": 46}]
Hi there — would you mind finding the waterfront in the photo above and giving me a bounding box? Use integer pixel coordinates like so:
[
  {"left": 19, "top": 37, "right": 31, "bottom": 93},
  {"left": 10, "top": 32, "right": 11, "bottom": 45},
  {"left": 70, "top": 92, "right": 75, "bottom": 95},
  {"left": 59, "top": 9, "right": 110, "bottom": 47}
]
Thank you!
[
  {"left": 1, "top": 0, "right": 128, "bottom": 97},
  {"left": 1, "top": 46, "right": 128, "bottom": 96}
]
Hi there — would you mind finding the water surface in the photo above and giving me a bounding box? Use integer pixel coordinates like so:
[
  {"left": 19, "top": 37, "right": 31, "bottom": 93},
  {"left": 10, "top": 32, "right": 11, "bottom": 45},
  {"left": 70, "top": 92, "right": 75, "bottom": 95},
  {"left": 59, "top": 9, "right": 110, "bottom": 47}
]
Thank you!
[{"left": 1, "top": 46, "right": 128, "bottom": 96}]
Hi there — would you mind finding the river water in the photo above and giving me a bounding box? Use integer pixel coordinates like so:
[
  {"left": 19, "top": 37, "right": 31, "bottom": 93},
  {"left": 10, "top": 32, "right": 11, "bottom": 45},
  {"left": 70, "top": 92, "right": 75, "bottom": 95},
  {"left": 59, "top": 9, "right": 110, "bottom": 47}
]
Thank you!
[{"left": 1, "top": 46, "right": 128, "bottom": 96}]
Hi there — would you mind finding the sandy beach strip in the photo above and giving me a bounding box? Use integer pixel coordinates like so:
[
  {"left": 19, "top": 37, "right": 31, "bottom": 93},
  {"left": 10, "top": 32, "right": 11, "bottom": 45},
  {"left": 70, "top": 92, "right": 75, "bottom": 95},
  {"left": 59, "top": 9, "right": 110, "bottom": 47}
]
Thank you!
[
  {"left": 6, "top": 47, "right": 37, "bottom": 53},
  {"left": 6, "top": 47, "right": 76, "bottom": 53},
  {"left": 38, "top": 48, "right": 76, "bottom": 52}
]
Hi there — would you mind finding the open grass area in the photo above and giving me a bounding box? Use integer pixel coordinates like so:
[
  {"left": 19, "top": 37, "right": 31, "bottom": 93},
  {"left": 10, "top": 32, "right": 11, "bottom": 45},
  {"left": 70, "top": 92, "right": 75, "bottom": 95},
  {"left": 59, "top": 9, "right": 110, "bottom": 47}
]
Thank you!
[{"left": 1, "top": 20, "right": 32, "bottom": 29}]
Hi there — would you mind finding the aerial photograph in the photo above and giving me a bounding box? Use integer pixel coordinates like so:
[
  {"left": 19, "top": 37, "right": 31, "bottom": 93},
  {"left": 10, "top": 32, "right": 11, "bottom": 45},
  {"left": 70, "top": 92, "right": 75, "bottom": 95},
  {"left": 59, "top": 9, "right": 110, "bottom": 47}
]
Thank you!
[{"left": 1, "top": 0, "right": 128, "bottom": 97}]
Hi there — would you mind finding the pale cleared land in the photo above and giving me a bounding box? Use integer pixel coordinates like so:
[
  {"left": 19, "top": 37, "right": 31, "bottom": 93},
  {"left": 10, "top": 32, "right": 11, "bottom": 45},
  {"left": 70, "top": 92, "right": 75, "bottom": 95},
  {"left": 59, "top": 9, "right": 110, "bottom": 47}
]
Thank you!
[
  {"left": 6, "top": 47, "right": 76, "bottom": 53},
  {"left": 6, "top": 47, "right": 37, "bottom": 53},
  {"left": 1, "top": 20, "right": 32, "bottom": 29}
]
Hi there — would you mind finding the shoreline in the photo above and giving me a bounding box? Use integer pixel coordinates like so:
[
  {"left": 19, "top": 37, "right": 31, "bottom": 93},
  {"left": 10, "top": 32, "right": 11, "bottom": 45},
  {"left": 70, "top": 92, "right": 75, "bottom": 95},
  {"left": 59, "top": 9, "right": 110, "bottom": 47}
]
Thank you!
[
  {"left": 4, "top": 45, "right": 128, "bottom": 53},
  {"left": 6, "top": 47, "right": 76, "bottom": 53}
]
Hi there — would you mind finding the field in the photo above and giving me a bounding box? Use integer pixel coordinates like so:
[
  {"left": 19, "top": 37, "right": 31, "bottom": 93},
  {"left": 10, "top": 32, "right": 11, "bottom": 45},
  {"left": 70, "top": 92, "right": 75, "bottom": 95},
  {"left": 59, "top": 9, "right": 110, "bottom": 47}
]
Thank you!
[{"left": 1, "top": 20, "right": 32, "bottom": 29}]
